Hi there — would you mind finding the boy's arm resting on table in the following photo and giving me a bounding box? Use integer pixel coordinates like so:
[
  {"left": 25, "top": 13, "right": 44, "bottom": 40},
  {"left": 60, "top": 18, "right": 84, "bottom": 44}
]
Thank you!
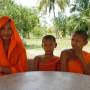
[
  {"left": 60, "top": 50, "right": 69, "bottom": 72},
  {"left": 78, "top": 56, "right": 90, "bottom": 75},
  {"left": 33, "top": 56, "right": 41, "bottom": 71},
  {"left": 83, "top": 63, "right": 90, "bottom": 75},
  {"left": 79, "top": 60, "right": 90, "bottom": 75},
  {"left": 0, "top": 66, "right": 12, "bottom": 74},
  {"left": 73, "top": 51, "right": 90, "bottom": 75}
]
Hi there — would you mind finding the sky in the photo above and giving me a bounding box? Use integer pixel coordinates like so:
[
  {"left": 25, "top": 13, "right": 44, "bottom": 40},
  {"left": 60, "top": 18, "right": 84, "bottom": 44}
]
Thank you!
[
  {"left": 15, "top": 0, "right": 52, "bottom": 26},
  {"left": 15, "top": 0, "right": 38, "bottom": 8}
]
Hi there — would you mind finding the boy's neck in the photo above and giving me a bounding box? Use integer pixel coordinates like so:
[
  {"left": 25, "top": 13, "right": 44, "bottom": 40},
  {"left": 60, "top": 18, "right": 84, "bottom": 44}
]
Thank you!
[
  {"left": 73, "top": 48, "right": 82, "bottom": 52},
  {"left": 45, "top": 52, "right": 54, "bottom": 56}
]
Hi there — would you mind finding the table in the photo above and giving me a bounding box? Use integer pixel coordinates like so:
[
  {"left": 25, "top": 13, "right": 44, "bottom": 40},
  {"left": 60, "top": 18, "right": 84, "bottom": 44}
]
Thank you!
[{"left": 0, "top": 71, "right": 90, "bottom": 90}]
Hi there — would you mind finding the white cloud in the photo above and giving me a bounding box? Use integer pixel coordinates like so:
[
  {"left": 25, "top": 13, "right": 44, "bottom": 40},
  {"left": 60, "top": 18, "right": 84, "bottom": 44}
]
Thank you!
[{"left": 14, "top": 0, "right": 38, "bottom": 8}]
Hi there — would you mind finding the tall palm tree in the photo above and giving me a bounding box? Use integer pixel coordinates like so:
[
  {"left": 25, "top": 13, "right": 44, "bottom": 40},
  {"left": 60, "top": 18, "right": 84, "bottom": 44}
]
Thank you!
[
  {"left": 54, "top": 12, "right": 67, "bottom": 37},
  {"left": 38, "top": 0, "right": 70, "bottom": 38},
  {"left": 38, "top": 0, "right": 69, "bottom": 17}
]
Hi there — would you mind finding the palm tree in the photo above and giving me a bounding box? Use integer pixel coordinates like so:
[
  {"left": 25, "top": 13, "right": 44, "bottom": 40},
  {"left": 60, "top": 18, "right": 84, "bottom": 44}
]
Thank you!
[
  {"left": 38, "top": 0, "right": 70, "bottom": 38},
  {"left": 38, "top": 0, "right": 69, "bottom": 16},
  {"left": 54, "top": 12, "right": 67, "bottom": 37}
]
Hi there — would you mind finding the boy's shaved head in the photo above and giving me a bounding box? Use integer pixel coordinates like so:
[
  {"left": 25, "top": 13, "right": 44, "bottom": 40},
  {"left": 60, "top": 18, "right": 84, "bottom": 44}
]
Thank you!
[
  {"left": 74, "top": 30, "right": 89, "bottom": 41},
  {"left": 42, "top": 35, "right": 56, "bottom": 43}
]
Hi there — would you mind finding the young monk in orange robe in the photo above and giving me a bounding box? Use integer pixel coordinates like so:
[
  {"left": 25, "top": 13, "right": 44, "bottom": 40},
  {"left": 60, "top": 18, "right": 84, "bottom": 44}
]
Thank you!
[
  {"left": 34, "top": 35, "right": 60, "bottom": 71},
  {"left": 0, "top": 16, "right": 28, "bottom": 76},
  {"left": 60, "top": 30, "right": 90, "bottom": 75}
]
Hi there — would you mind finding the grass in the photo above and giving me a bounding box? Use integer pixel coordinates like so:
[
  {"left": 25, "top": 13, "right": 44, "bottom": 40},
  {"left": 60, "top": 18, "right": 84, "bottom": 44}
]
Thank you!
[
  {"left": 25, "top": 38, "right": 90, "bottom": 50},
  {"left": 25, "top": 38, "right": 42, "bottom": 49}
]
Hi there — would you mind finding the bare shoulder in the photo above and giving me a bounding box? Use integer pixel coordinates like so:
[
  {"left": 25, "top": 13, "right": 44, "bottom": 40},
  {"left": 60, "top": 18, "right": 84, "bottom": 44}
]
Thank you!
[
  {"left": 61, "top": 49, "right": 72, "bottom": 54},
  {"left": 34, "top": 55, "right": 43, "bottom": 60},
  {"left": 83, "top": 51, "right": 90, "bottom": 59}
]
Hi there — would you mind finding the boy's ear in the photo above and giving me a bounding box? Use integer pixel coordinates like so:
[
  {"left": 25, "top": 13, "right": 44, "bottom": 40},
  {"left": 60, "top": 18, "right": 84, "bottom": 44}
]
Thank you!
[
  {"left": 84, "top": 40, "right": 88, "bottom": 46},
  {"left": 55, "top": 43, "right": 57, "bottom": 48}
]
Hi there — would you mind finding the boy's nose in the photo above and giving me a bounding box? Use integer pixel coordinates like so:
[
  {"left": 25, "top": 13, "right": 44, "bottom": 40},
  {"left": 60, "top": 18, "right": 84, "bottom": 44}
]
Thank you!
[
  {"left": 4, "top": 27, "right": 8, "bottom": 32},
  {"left": 72, "top": 41, "right": 77, "bottom": 46}
]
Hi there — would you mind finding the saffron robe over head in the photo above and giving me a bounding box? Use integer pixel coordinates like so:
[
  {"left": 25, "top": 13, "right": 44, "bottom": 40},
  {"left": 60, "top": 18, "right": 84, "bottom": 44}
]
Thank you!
[{"left": 0, "top": 16, "right": 28, "bottom": 75}]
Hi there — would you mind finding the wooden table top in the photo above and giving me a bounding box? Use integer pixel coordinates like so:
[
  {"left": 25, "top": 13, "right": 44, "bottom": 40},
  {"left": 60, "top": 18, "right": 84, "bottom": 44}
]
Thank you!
[{"left": 0, "top": 71, "right": 90, "bottom": 90}]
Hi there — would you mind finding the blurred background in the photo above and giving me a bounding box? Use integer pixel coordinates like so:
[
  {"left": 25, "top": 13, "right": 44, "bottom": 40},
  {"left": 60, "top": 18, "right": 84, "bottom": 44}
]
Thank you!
[{"left": 0, "top": 0, "right": 90, "bottom": 59}]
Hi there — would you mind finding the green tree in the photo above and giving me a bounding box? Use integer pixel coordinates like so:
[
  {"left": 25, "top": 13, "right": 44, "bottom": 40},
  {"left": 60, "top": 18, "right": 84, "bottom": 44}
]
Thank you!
[
  {"left": 70, "top": 0, "right": 90, "bottom": 12},
  {"left": 0, "top": 0, "right": 40, "bottom": 38},
  {"left": 38, "top": 0, "right": 70, "bottom": 38},
  {"left": 54, "top": 12, "right": 67, "bottom": 37},
  {"left": 70, "top": 0, "right": 90, "bottom": 35},
  {"left": 32, "top": 25, "right": 46, "bottom": 37}
]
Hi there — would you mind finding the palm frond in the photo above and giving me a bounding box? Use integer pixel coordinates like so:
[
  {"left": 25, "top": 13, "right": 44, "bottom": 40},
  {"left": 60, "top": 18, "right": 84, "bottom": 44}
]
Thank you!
[
  {"left": 38, "top": 0, "right": 48, "bottom": 11},
  {"left": 57, "top": 0, "right": 69, "bottom": 11}
]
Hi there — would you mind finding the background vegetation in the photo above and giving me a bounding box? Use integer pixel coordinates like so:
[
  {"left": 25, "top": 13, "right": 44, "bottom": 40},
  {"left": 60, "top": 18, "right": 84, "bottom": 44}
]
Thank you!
[{"left": 0, "top": 0, "right": 90, "bottom": 58}]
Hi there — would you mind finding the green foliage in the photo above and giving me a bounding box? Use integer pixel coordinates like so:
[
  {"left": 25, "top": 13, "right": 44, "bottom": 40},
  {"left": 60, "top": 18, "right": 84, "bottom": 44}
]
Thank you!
[
  {"left": 0, "top": 0, "right": 90, "bottom": 38},
  {"left": 38, "top": 0, "right": 70, "bottom": 13},
  {"left": 32, "top": 25, "right": 46, "bottom": 37},
  {"left": 53, "top": 0, "right": 90, "bottom": 37},
  {"left": 0, "top": 0, "right": 40, "bottom": 38},
  {"left": 70, "top": 0, "right": 90, "bottom": 12},
  {"left": 38, "top": 0, "right": 70, "bottom": 38},
  {"left": 53, "top": 12, "right": 67, "bottom": 37}
]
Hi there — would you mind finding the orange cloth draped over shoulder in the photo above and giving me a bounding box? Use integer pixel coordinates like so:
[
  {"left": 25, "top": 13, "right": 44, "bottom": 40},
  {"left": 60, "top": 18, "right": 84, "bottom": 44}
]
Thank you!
[
  {"left": 37, "top": 56, "right": 59, "bottom": 71},
  {"left": 68, "top": 51, "right": 90, "bottom": 74},
  {"left": 0, "top": 16, "right": 28, "bottom": 75}
]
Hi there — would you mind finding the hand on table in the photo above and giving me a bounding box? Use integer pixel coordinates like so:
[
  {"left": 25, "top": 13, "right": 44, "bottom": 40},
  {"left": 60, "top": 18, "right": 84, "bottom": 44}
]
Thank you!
[{"left": 0, "top": 66, "right": 11, "bottom": 74}]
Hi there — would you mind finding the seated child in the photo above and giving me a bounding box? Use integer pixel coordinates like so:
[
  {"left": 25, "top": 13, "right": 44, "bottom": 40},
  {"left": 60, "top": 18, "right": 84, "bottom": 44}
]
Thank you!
[
  {"left": 0, "top": 16, "right": 27, "bottom": 76},
  {"left": 60, "top": 30, "right": 90, "bottom": 75},
  {"left": 34, "top": 35, "right": 60, "bottom": 71}
]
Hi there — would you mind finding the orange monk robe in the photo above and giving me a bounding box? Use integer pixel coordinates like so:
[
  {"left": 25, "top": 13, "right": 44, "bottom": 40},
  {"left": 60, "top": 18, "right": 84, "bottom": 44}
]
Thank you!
[
  {"left": 0, "top": 16, "right": 28, "bottom": 75},
  {"left": 67, "top": 51, "right": 90, "bottom": 74},
  {"left": 35, "top": 56, "right": 60, "bottom": 71}
]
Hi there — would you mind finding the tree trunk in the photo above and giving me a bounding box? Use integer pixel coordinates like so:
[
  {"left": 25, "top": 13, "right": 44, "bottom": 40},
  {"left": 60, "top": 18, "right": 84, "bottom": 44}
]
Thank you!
[{"left": 53, "top": 5, "right": 60, "bottom": 39}]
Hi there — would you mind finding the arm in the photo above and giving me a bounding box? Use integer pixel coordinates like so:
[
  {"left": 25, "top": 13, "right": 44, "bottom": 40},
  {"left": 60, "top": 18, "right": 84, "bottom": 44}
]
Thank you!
[
  {"left": 83, "top": 63, "right": 90, "bottom": 75},
  {"left": 33, "top": 56, "right": 40, "bottom": 71},
  {"left": 56, "top": 60, "right": 61, "bottom": 71},
  {"left": 0, "top": 66, "right": 12, "bottom": 74},
  {"left": 60, "top": 51, "right": 69, "bottom": 71},
  {"left": 74, "top": 51, "right": 90, "bottom": 75}
]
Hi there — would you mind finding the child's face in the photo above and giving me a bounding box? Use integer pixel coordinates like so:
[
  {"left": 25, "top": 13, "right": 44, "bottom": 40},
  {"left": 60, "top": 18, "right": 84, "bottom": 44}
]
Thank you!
[
  {"left": 71, "top": 33, "right": 87, "bottom": 50},
  {"left": 0, "top": 22, "right": 12, "bottom": 41},
  {"left": 42, "top": 39, "right": 57, "bottom": 54}
]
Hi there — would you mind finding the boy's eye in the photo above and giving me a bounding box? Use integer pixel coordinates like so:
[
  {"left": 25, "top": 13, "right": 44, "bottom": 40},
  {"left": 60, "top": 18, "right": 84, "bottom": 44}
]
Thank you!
[
  {"left": 1, "top": 27, "right": 11, "bottom": 30},
  {"left": 7, "top": 27, "right": 11, "bottom": 30}
]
